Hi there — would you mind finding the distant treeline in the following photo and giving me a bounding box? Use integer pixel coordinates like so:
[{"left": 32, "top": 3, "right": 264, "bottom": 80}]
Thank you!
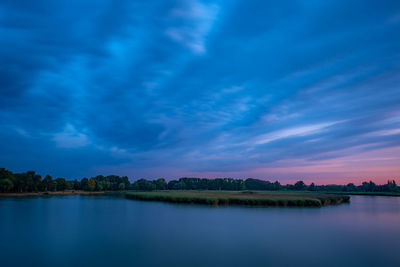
[
  {"left": 0, "top": 168, "right": 129, "bottom": 193},
  {"left": 132, "top": 177, "right": 399, "bottom": 193},
  {"left": 0, "top": 168, "right": 398, "bottom": 193}
]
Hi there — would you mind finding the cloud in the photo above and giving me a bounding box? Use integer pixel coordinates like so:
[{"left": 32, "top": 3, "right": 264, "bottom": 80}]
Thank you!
[
  {"left": 52, "top": 124, "right": 91, "bottom": 148},
  {"left": 0, "top": 0, "right": 400, "bottom": 182},
  {"left": 254, "top": 122, "right": 342, "bottom": 145},
  {"left": 165, "top": 0, "right": 219, "bottom": 54}
]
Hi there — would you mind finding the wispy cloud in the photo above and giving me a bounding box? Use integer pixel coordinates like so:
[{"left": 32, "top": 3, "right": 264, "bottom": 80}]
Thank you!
[
  {"left": 165, "top": 0, "right": 219, "bottom": 54},
  {"left": 0, "top": 0, "right": 399, "bottom": 181},
  {"left": 52, "top": 124, "right": 90, "bottom": 148},
  {"left": 254, "top": 122, "right": 341, "bottom": 145}
]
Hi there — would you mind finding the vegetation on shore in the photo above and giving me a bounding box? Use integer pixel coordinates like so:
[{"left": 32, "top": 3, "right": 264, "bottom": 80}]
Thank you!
[
  {"left": 0, "top": 168, "right": 130, "bottom": 193},
  {"left": 0, "top": 168, "right": 398, "bottom": 197},
  {"left": 125, "top": 191, "right": 350, "bottom": 207},
  {"left": 130, "top": 177, "right": 399, "bottom": 194}
]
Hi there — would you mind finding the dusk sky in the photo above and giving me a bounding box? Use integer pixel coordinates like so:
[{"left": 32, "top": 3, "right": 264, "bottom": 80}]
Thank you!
[{"left": 1, "top": 0, "right": 399, "bottom": 184}]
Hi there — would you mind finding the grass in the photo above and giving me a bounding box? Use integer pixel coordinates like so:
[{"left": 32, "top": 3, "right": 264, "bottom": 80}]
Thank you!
[{"left": 125, "top": 190, "right": 350, "bottom": 207}]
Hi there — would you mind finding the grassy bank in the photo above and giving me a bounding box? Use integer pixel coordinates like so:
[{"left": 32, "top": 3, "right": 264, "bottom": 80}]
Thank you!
[{"left": 125, "top": 190, "right": 350, "bottom": 207}]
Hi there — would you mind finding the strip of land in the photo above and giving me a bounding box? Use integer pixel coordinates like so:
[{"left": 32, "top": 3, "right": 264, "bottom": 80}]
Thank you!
[
  {"left": 325, "top": 191, "right": 400, "bottom": 197},
  {"left": 0, "top": 191, "right": 107, "bottom": 197},
  {"left": 125, "top": 190, "right": 350, "bottom": 207}
]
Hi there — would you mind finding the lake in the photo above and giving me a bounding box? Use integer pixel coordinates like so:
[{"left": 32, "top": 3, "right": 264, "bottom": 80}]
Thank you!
[{"left": 1, "top": 195, "right": 400, "bottom": 267}]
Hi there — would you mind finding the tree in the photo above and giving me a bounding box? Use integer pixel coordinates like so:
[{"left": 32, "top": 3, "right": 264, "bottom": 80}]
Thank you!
[
  {"left": 55, "top": 178, "right": 68, "bottom": 191},
  {"left": 346, "top": 183, "right": 356, "bottom": 192},
  {"left": 97, "top": 181, "right": 104, "bottom": 191},
  {"left": 294, "top": 181, "right": 306, "bottom": 191},
  {"left": 16, "top": 171, "right": 42, "bottom": 192},
  {"left": 104, "top": 175, "right": 123, "bottom": 190},
  {"left": 154, "top": 178, "right": 167, "bottom": 190},
  {"left": 245, "top": 178, "right": 275, "bottom": 190},
  {"left": 50, "top": 180, "right": 57, "bottom": 192},
  {"left": 308, "top": 182, "right": 316, "bottom": 191},
  {"left": 32, "top": 172, "right": 42, "bottom": 192},
  {"left": 133, "top": 179, "right": 156, "bottom": 191},
  {"left": 81, "top": 178, "right": 89, "bottom": 191},
  {"left": 88, "top": 178, "right": 96, "bottom": 191},
  {"left": 0, "top": 178, "right": 13, "bottom": 192},
  {"left": 41, "top": 175, "right": 55, "bottom": 191},
  {"left": 103, "top": 181, "right": 111, "bottom": 191},
  {"left": 167, "top": 180, "right": 179, "bottom": 190},
  {"left": 273, "top": 181, "right": 282, "bottom": 191},
  {"left": 294, "top": 181, "right": 307, "bottom": 191},
  {"left": 368, "top": 181, "right": 376, "bottom": 192},
  {"left": 73, "top": 179, "right": 80, "bottom": 190},
  {"left": 119, "top": 183, "right": 125, "bottom": 191},
  {"left": 362, "top": 181, "right": 376, "bottom": 192},
  {"left": 122, "top": 176, "right": 130, "bottom": 189},
  {"left": 14, "top": 172, "right": 29, "bottom": 192},
  {"left": 66, "top": 181, "right": 73, "bottom": 190},
  {"left": 0, "top": 168, "right": 15, "bottom": 193},
  {"left": 383, "top": 180, "right": 398, "bottom": 192}
]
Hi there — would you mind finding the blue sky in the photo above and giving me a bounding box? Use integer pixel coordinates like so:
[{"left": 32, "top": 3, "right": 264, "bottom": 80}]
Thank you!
[{"left": 1, "top": 0, "right": 399, "bottom": 183}]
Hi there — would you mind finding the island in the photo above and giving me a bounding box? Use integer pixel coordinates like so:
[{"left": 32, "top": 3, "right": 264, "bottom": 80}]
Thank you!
[{"left": 125, "top": 190, "right": 350, "bottom": 207}]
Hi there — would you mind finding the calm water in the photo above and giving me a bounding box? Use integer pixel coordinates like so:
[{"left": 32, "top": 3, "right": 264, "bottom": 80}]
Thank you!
[{"left": 1, "top": 195, "right": 400, "bottom": 267}]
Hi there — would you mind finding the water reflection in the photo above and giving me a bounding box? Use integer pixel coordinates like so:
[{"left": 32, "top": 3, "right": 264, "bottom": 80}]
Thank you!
[{"left": 1, "top": 195, "right": 400, "bottom": 267}]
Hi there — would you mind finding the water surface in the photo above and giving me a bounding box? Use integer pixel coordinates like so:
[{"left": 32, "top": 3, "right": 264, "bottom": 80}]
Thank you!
[{"left": 1, "top": 195, "right": 400, "bottom": 267}]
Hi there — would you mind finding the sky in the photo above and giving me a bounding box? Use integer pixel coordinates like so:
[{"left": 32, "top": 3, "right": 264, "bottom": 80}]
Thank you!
[{"left": 1, "top": 0, "right": 400, "bottom": 184}]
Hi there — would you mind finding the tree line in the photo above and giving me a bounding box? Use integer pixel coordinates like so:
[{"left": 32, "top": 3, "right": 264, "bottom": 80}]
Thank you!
[
  {"left": 0, "top": 168, "right": 129, "bottom": 193},
  {"left": 132, "top": 177, "right": 399, "bottom": 193},
  {"left": 0, "top": 168, "right": 398, "bottom": 193}
]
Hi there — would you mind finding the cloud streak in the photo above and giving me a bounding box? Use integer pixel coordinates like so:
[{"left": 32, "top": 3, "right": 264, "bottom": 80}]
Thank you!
[{"left": 0, "top": 0, "right": 399, "bottom": 183}]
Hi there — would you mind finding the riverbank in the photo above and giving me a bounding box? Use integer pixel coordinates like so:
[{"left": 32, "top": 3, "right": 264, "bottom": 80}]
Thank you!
[
  {"left": 0, "top": 191, "right": 108, "bottom": 197},
  {"left": 125, "top": 191, "right": 350, "bottom": 207}
]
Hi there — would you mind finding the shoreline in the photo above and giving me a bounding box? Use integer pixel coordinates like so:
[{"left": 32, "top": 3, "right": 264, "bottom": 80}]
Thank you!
[
  {"left": 0, "top": 191, "right": 109, "bottom": 197},
  {"left": 2, "top": 190, "right": 398, "bottom": 198},
  {"left": 326, "top": 191, "right": 400, "bottom": 197}
]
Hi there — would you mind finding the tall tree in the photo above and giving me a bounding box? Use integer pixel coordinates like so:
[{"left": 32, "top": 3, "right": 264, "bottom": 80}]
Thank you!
[
  {"left": 41, "top": 175, "right": 53, "bottom": 192},
  {"left": 0, "top": 168, "right": 14, "bottom": 192},
  {"left": 294, "top": 181, "right": 306, "bottom": 191},
  {"left": 73, "top": 179, "right": 80, "bottom": 190},
  {"left": 119, "top": 183, "right": 125, "bottom": 191},
  {"left": 81, "top": 178, "right": 89, "bottom": 191},
  {"left": 55, "top": 178, "right": 68, "bottom": 191},
  {"left": 154, "top": 178, "right": 167, "bottom": 190},
  {"left": 88, "top": 178, "right": 96, "bottom": 191}
]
